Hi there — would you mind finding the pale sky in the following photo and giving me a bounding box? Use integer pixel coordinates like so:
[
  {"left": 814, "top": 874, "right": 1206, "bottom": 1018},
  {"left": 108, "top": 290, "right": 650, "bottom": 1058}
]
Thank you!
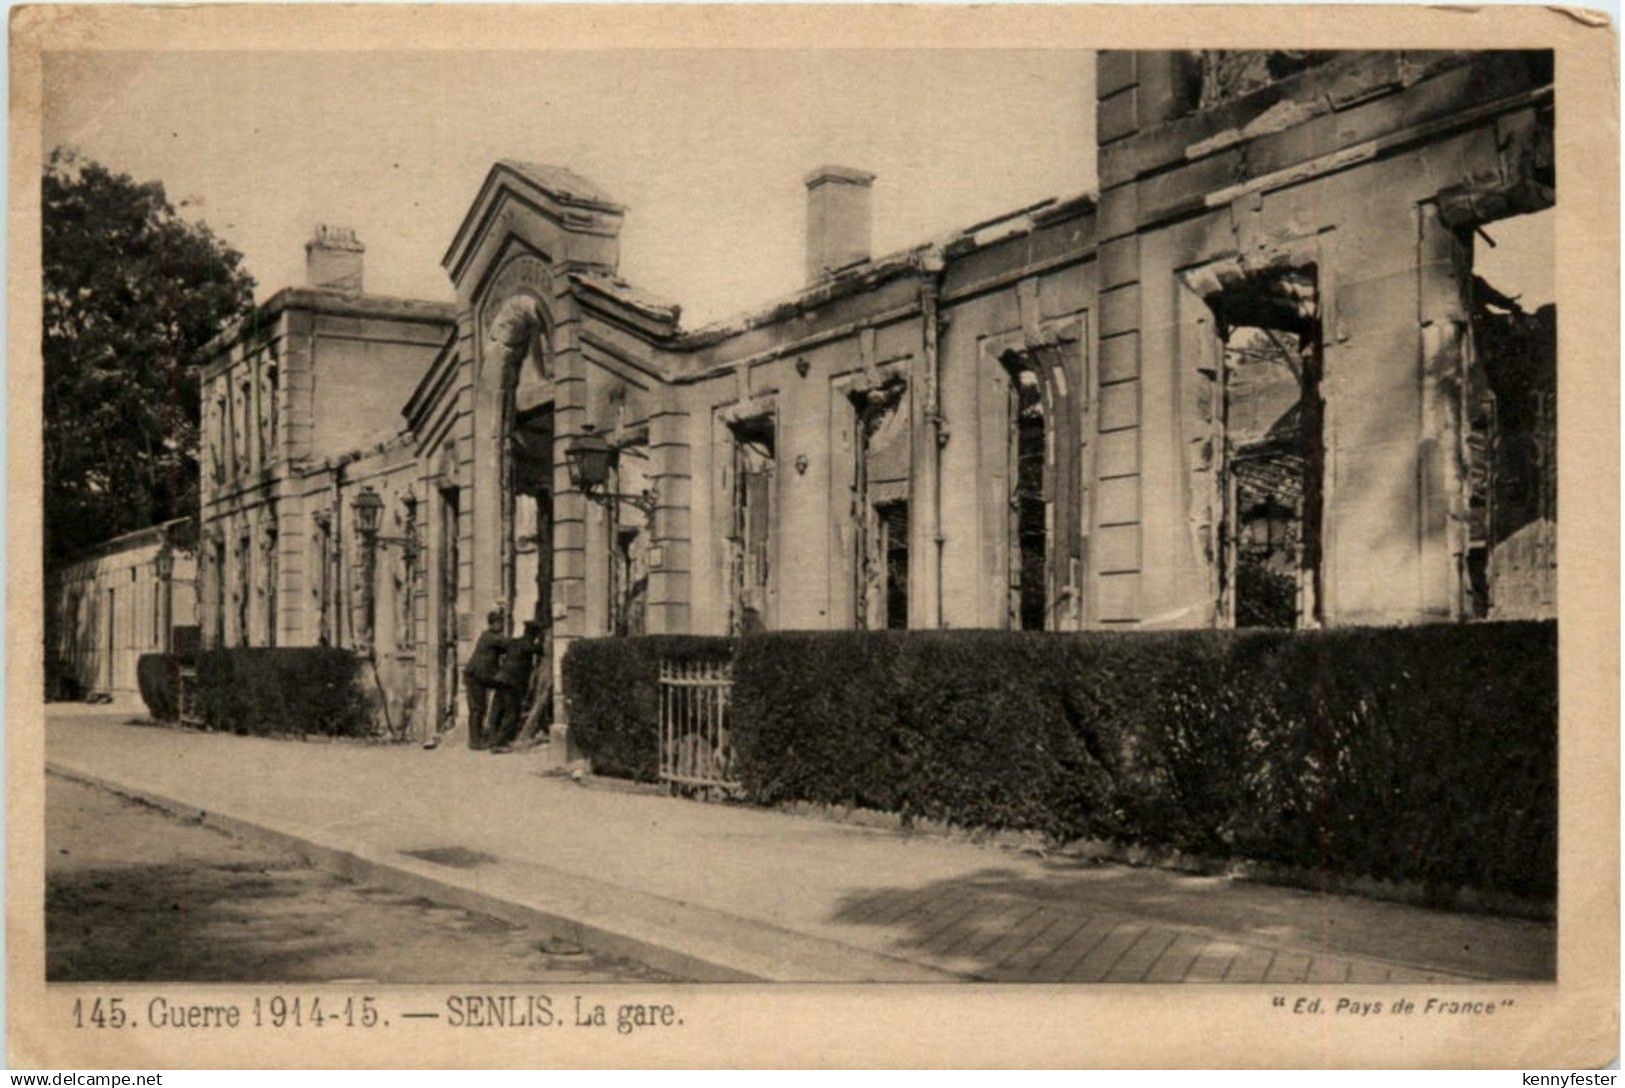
[
  {"left": 44, "top": 49, "right": 1096, "bottom": 326},
  {"left": 1476, "top": 207, "right": 1556, "bottom": 311},
  {"left": 41, "top": 48, "right": 1557, "bottom": 322}
]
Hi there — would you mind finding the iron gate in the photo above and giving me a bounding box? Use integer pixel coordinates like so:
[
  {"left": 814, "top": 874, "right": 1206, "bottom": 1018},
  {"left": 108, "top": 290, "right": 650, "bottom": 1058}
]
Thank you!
[{"left": 658, "top": 658, "right": 739, "bottom": 793}]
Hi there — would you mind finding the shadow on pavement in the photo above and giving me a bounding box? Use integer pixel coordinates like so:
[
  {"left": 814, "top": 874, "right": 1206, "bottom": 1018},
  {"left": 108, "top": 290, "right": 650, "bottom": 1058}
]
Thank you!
[
  {"left": 827, "top": 861, "right": 1555, "bottom": 982},
  {"left": 48, "top": 861, "right": 371, "bottom": 981}
]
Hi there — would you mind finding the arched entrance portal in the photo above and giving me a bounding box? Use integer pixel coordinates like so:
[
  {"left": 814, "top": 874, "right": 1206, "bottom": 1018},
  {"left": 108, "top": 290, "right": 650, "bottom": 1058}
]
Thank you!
[{"left": 483, "top": 289, "right": 556, "bottom": 746}]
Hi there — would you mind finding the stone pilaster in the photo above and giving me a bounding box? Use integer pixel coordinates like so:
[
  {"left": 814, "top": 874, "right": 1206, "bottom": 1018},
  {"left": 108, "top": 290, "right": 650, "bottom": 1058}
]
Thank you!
[
  {"left": 646, "top": 388, "right": 693, "bottom": 634},
  {"left": 1090, "top": 52, "right": 1186, "bottom": 625},
  {"left": 547, "top": 299, "right": 590, "bottom": 756}
]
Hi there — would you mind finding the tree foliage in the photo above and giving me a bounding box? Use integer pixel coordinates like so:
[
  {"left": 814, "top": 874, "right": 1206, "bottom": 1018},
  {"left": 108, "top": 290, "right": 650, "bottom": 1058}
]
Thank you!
[{"left": 43, "top": 148, "right": 254, "bottom": 562}]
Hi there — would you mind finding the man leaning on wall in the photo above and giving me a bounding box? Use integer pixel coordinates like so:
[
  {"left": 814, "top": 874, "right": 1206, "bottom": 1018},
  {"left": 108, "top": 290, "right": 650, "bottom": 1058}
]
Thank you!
[
  {"left": 487, "top": 620, "right": 543, "bottom": 754},
  {"left": 431, "top": 609, "right": 505, "bottom": 751}
]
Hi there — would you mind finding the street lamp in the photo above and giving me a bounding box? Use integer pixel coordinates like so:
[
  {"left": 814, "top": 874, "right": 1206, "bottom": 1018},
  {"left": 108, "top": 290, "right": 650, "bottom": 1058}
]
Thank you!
[
  {"left": 352, "top": 485, "right": 384, "bottom": 538},
  {"left": 352, "top": 485, "right": 384, "bottom": 651},
  {"left": 350, "top": 485, "right": 419, "bottom": 654},
  {"left": 351, "top": 484, "right": 420, "bottom": 738},
  {"left": 564, "top": 424, "right": 656, "bottom": 516}
]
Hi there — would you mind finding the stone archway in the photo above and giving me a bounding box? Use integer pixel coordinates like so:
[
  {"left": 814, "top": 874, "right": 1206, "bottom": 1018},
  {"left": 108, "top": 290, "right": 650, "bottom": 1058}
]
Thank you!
[
  {"left": 473, "top": 264, "right": 559, "bottom": 747},
  {"left": 439, "top": 164, "right": 629, "bottom": 756},
  {"left": 482, "top": 288, "right": 552, "bottom": 616}
]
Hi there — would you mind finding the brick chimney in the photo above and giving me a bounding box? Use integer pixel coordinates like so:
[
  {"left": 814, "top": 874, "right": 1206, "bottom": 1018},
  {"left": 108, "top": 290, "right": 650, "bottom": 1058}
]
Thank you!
[
  {"left": 305, "top": 224, "right": 365, "bottom": 295},
  {"left": 804, "top": 165, "right": 875, "bottom": 283}
]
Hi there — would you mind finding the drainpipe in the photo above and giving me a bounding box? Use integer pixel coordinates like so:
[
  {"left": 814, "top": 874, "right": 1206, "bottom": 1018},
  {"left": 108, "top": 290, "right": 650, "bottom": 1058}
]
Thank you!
[{"left": 920, "top": 248, "right": 949, "bottom": 628}]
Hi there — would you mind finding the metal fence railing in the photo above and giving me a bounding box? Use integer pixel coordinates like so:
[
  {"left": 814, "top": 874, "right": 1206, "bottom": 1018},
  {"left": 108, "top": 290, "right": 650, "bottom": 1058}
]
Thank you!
[{"left": 658, "top": 658, "right": 739, "bottom": 795}]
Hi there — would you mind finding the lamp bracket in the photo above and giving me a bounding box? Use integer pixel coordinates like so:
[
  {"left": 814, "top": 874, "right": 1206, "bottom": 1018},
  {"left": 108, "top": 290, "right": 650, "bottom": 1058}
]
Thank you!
[{"left": 585, "top": 488, "right": 658, "bottom": 517}]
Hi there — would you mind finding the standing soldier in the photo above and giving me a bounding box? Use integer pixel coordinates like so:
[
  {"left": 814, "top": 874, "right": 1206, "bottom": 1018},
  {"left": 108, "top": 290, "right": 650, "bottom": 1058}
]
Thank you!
[
  {"left": 452, "top": 609, "right": 506, "bottom": 751},
  {"left": 488, "top": 620, "right": 543, "bottom": 754}
]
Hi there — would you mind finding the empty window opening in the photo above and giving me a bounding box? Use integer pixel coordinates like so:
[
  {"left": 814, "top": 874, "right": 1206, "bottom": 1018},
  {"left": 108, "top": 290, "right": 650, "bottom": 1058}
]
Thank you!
[
  {"left": 1190, "top": 51, "right": 1337, "bottom": 111},
  {"left": 437, "top": 487, "right": 461, "bottom": 729},
  {"left": 261, "top": 363, "right": 279, "bottom": 468},
  {"left": 877, "top": 499, "right": 909, "bottom": 630},
  {"left": 210, "top": 395, "right": 227, "bottom": 483},
  {"left": 211, "top": 537, "right": 227, "bottom": 647},
  {"left": 852, "top": 382, "right": 910, "bottom": 630},
  {"left": 612, "top": 526, "right": 648, "bottom": 637},
  {"left": 235, "top": 532, "right": 252, "bottom": 645},
  {"left": 1009, "top": 364, "right": 1049, "bottom": 631},
  {"left": 528, "top": 489, "right": 553, "bottom": 626},
  {"left": 396, "top": 496, "right": 418, "bottom": 653},
  {"left": 312, "top": 513, "right": 334, "bottom": 647},
  {"left": 605, "top": 437, "right": 651, "bottom": 639},
  {"left": 506, "top": 485, "right": 554, "bottom": 736},
  {"left": 238, "top": 378, "right": 253, "bottom": 474},
  {"left": 508, "top": 404, "right": 554, "bottom": 631},
  {"left": 1463, "top": 213, "right": 1557, "bottom": 619},
  {"left": 223, "top": 387, "right": 239, "bottom": 480},
  {"left": 728, "top": 416, "right": 775, "bottom": 635},
  {"left": 1212, "top": 268, "right": 1324, "bottom": 629},
  {"left": 509, "top": 406, "right": 554, "bottom": 497},
  {"left": 262, "top": 525, "right": 278, "bottom": 647}
]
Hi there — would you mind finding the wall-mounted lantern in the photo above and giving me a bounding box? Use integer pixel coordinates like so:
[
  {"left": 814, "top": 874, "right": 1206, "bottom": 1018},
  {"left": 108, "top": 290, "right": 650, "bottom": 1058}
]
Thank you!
[
  {"left": 564, "top": 424, "right": 615, "bottom": 492},
  {"left": 154, "top": 543, "right": 175, "bottom": 582},
  {"left": 352, "top": 485, "right": 384, "bottom": 539},
  {"left": 350, "top": 485, "right": 421, "bottom": 656},
  {"left": 565, "top": 424, "right": 656, "bottom": 516}
]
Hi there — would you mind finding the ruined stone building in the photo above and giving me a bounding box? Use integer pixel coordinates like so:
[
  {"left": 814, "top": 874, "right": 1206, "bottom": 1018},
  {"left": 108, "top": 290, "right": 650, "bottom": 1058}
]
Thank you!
[
  {"left": 196, "top": 226, "right": 454, "bottom": 722},
  {"left": 189, "top": 50, "right": 1556, "bottom": 746}
]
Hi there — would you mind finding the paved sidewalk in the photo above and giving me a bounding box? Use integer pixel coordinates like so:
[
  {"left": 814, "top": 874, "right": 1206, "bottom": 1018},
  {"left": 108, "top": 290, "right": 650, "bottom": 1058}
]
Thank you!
[{"left": 45, "top": 709, "right": 1554, "bottom": 983}]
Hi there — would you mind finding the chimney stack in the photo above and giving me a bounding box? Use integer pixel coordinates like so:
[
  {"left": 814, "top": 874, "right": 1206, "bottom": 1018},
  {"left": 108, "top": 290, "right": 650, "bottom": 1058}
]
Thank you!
[
  {"left": 305, "top": 224, "right": 365, "bottom": 295},
  {"left": 804, "top": 165, "right": 875, "bottom": 283}
]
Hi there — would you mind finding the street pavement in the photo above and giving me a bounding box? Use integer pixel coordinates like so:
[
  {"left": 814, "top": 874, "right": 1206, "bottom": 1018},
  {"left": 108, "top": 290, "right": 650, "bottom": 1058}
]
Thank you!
[
  {"left": 48, "top": 773, "right": 674, "bottom": 982},
  {"left": 45, "top": 707, "right": 1554, "bottom": 984}
]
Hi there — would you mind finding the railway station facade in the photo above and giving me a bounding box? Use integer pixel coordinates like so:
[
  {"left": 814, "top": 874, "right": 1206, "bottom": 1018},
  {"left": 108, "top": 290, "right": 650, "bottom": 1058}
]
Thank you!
[{"left": 188, "top": 50, "right": 1556, "bottom": 747}]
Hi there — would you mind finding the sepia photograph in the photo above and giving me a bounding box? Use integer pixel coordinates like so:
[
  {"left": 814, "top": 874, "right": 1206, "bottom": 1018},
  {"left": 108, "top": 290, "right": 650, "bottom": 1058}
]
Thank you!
[{"left": 8, "top": 4, "right": 1618, "bottom": 1071}]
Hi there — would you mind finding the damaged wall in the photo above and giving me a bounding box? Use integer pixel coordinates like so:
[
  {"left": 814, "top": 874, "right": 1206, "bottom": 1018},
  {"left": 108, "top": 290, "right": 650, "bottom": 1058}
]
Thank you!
[
  {"left": 404, "top": 47, "right": 1556, "bottom": 752},
  {"left": 195, "top": 51, "right": 1558, "bottom": 752},
  {"left": 199, "top": 286, "right": 455, "bottom": 657},
  {"left": 1469, "top": 289, "right": 1557, "bottom": 619},
  {"left": 1097, "top": 49, "right": 1555, "bottom": 627},
  {"left": 663, "top": 199, "right": 1097, "bottom": 638}
]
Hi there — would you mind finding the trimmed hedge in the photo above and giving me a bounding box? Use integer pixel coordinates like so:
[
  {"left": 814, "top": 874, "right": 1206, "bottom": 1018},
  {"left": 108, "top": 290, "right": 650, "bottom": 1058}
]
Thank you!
[
  {"left": 136, "top": 653, "right": 178, "bottom": 720},
  {"left": 563, "top": 635, "right": 734, "bottom": 781},
  {"left": 731, "top": 629, "right": 1197, "bottom": 838},
  {"left": 195, "top": 647, "right": 372, "bottom": 738},
  {"left": 743, "top": 623, "right": 1558, "bottom": 899},
  {"left": 564, "top": 622, "right": 1556, "bottom": 900}
]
